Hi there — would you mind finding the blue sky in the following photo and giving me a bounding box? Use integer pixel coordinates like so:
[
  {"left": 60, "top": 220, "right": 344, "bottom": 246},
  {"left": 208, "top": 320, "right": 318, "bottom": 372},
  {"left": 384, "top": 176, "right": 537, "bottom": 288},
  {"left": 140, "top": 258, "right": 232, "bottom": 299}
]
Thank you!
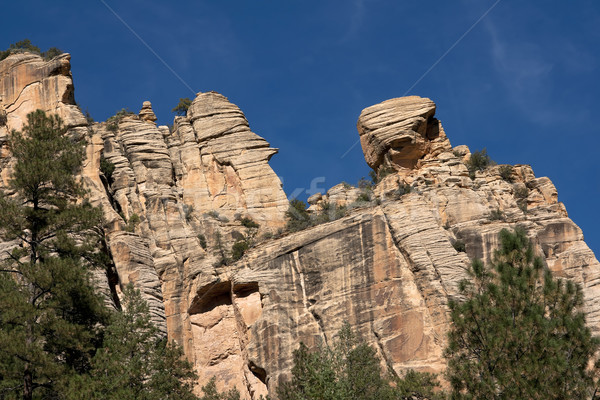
[{"left": 2, "top": 0, "right": 599, "bottom": 256}]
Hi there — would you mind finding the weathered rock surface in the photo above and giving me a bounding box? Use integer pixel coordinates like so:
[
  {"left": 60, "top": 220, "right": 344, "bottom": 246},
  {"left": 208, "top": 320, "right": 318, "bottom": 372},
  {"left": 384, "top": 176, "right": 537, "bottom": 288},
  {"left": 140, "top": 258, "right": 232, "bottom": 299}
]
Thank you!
[
  {"left": 358, "top": 96, "right": 451, "bottom": 171},
  {"left": 1, "top": 53, "right": 599, "bottom": 399},
  {"left": 138, "top": 100, "right": 157, "bottom": 123}
]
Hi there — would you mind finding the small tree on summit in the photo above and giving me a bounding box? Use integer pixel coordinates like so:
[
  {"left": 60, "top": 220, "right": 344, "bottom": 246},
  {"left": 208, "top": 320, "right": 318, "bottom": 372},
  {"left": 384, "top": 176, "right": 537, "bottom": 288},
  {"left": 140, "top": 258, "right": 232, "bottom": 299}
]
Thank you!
[
  {"left": 172, "top": 97, "right": 192, "bottom": 116},
  {"left": 445, "top": 228, "right": 600, "bottom": 399}
]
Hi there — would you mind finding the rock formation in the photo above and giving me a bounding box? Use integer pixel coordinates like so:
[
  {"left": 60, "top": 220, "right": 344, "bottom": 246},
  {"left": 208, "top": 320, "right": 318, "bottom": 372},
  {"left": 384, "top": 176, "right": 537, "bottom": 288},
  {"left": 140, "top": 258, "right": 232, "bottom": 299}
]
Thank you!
[{"left": 1, "top": 52, "right": 598, "bottom": 399}]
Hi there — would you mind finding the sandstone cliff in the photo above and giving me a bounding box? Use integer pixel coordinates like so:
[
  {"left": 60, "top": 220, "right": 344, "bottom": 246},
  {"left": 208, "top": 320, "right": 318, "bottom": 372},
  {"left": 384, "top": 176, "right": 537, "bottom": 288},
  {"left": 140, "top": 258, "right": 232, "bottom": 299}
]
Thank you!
[{"left": 1, "top": 53, "right": 598, "bottom": 399}]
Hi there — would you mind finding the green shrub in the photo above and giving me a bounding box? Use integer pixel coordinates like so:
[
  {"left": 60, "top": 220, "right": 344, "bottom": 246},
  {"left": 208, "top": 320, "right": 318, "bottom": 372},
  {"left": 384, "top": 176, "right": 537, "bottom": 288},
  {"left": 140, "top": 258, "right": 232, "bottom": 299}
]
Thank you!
[
  {"left": 467, "top": 149, "right": 494, "bottom": 179},
  {"left": 240, "top": 217, "right": 259, "bottom": 229},
  {"left": 231, "top": 240, "right": 249, "bottom": 262},
  {"left": 278, "top": 323, "right": 443, "bottom": 400},
  {"left": 355, "top": 191, "right": 371, "bottom": 203},
  {"left": 286, "top": 199, "right": 311, "bottom": 232},
  {"left": 488, "top": 208, "right": 504, "bottom": 221},
  {"left": 453, "top": 149, "right": 465, "bottom": 158},
  {"left": 172, "top": 98, "right": 192, "bottom": 116},
  {"left": 453, "top": 239, "right": 466, "bottom": 253},
  {"left": 100, "top": 155, "right": 115, "bottom": 185},
  {"left": 261, "top": 232, "right": 274, "bottom": 240},
  {"left": 0, "top": 40, "right": 63, "bottom": 62},
  {"left": 105, "top": 108, "right": 135, "bottom": 132},
  {"left": 499, "top": 165, "right": 514, "bottom": 182},
  {"left": 84, "top": 109, "right": 94, "bottom": 124},
  {"left": 0, "top": 111, "right": 6, "bottom": 126},
  {"left": 41, "top": 47, "right": 63, "bottom": 60},
  {"left": 125, "top": 213, "right": 140, "bottom": 232},
  {"left": 197, "top": 234, "right": 207, "bottom": 250}
]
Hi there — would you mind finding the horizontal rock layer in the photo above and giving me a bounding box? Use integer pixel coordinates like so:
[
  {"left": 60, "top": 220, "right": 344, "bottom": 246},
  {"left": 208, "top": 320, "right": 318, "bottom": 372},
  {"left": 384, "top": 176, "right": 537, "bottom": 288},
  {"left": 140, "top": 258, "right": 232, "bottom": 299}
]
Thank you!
[{"left": 1, "top": 53, "right": 598, "bottom": 399}]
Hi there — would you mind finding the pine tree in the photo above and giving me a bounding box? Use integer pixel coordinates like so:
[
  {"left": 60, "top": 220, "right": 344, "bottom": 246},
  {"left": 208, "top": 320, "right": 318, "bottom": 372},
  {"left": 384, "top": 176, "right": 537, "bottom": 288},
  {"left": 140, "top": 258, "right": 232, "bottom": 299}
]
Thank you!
[
  {"left": 172, "top": 98, "right": 192, "bottom": 116},
  {"left": 70, "top": 284, "right": 198, "bottom": 400},
  {"left": 0, "top": 110, "right": 107, "bottom": 399},
  {"left": 445, "top": 228, "right": 600, "bottom": 399},
  {"left": 277, "top": 323, "right": 442, "bottom": 400}
]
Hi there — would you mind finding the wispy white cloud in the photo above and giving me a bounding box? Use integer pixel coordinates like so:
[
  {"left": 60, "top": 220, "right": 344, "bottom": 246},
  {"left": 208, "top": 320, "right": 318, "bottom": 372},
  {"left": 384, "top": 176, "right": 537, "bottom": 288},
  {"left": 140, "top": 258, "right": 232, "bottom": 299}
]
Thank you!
[{"left": 483, "top": 17, "right": 589, "bottom": 125}]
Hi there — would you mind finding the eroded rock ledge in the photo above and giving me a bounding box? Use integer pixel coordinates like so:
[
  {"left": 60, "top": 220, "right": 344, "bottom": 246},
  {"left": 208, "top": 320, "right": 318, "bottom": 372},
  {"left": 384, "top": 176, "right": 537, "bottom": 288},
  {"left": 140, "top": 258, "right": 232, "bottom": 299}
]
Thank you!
[{"left": 0, "top": 54, "right": 598, "bottom": 399}]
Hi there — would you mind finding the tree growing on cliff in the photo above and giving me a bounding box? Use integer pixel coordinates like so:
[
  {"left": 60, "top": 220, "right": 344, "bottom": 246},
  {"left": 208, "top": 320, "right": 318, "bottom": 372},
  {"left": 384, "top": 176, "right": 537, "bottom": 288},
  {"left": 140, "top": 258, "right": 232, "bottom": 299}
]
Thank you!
[
  {"left": 445, "top": 228, "right": 600, "bottom": 399},
  {"left": 277, "top": 323, "right": 442, "bottom": 400},
  {"left": 0, "top": 110, "right": 107, "bottom": 399},
  {"left": 67, "top": 285, "right": 198, "bottom": 400},
  {"left": 172, "top": 97, "right": 192, "bottom": 116}
]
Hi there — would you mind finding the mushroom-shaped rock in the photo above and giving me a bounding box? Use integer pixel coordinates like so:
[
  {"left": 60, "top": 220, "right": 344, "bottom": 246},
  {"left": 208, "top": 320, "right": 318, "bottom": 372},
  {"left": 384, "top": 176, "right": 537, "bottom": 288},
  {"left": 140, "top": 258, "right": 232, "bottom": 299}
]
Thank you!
[
  {"left": 358, "top": 96, "right": 447, "bottom": 171},
  {"left": 138, "top": 101, "right": 157, "bottom": 123}
]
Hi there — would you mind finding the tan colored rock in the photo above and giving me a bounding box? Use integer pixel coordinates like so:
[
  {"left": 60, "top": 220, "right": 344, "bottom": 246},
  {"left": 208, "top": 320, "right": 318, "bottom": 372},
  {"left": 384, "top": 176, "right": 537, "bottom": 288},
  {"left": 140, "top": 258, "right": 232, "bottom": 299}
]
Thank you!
[
  {"left": 2, "top": 55, "right": 599, "bottom": 399},
  {"left": 358, "top": 96, "right": 451, "bottom": 171},
  {"left": 0, "top": 52, "right": 86, "bottom": 131},
  {"left": 139, "top": 101, "right": 157, "bottom": 123}
]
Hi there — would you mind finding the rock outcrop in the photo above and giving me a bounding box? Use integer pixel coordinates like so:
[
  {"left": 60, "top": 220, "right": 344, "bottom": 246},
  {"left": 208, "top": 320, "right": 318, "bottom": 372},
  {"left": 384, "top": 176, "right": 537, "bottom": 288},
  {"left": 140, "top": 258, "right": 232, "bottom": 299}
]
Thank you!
[{"left": 1, "top": 53, "right": 598, "bottom": 399}]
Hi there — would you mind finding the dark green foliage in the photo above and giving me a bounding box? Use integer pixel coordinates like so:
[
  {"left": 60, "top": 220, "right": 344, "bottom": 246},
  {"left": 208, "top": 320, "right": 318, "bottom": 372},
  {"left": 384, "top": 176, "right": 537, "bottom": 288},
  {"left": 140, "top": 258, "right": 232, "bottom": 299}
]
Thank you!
[
  {"left": 285, "top": 199, "right": 347, "bottom": 233},
  {"left": 84, "top": 109, "right": 94, "bottom": 124},
  {"left": 240, "top": 217, "right": 260, "bottom": 229},
  {"left": 0, "top": 40, "right": 63, "bottom": 61},
  {"left": 41, "top": 47, "right": 63, "bottom": 60},
  {"left": 498, "top": 165, "right": 514, "bottom": 182},
  {"left": 286, "top": 199, "right": 311, "bottom": 232},
  {"left": 231, "top": 240, "right": 249, "bottom": 262},
  {"left": 452, "top": 240, "right": 466, "bottom": 253},
  {"left": 0, "top": 110, "right": 6, "bottom": 126},
  {"left": 278, "top": 323, "right": 442, "bottom": 400},
  {"left": 100, "top": 155, "right": 115, "bottom": 185},
  {"left": 213, "top": 232, "right": 228, "bottom": 267},
  {"left": 68, "top": 285, "right": 198, "bottom": 400},
  {"left": 445, "top": 228, "right": 600, "bottom": 399},
  {"left": 106, "top": 108, "right": 135, "bottom": 132},
  {"left": 466, "top": 149, "right": 494, "bottom": 179},
  {"left": 172, "top": 97, "right": 192, "bottom": 116},
  {"left": 355, "top": 191, "right": 371, "bottom": 203},
  {"left": 487, "top": 208, "right": 504, "bottom": 221},
  {"left": 199, "top": 377, "right": 241, "bottom": 400},
  {"left": 125, "top": 213, "right": 140, "bottom": 233},
  {"left": 316, "top": 201, "right": 347, "bottom": 224},
  {"left": 0, "top": 110, "right": 107, "bottom": 399},
  {"left": 198, "top": 234, "right": 207, "bottom": 249},
  {"left": 393, "top": 370, "right": 444, "bottom": 400}
]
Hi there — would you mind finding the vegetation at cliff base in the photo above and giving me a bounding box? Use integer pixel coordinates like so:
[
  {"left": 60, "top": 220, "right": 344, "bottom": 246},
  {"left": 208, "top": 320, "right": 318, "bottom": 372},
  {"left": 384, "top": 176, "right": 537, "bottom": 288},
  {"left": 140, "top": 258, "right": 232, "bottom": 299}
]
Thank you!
[
  {"left": 277, "top": 323, "right": 442, "bottom": 400},
  {"left": 0, "top": 110, "right": 107, "bottom": 399},
  {"left": 66, "top": 285, "right": 198, "bottom": 400},
  {"left": 0, "top": 110, "right": 197, "bottom": 399},
  {"left": 445, "top": 228, "right": 600, "bottom": 399}
]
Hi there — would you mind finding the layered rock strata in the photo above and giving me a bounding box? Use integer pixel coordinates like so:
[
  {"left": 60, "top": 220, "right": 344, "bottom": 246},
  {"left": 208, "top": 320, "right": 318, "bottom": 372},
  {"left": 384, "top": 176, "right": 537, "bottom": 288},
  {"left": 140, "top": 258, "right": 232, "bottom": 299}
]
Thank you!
[{"left": 1, "top": 53, "right": 598, "bottom": 399}]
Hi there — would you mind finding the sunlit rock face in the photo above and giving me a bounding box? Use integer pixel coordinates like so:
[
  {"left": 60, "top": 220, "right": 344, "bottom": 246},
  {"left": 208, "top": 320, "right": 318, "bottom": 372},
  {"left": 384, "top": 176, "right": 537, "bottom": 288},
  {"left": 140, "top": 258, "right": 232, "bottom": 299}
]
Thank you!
[{"left": 1, "top": 53, "right": 598, "bottom": 399}]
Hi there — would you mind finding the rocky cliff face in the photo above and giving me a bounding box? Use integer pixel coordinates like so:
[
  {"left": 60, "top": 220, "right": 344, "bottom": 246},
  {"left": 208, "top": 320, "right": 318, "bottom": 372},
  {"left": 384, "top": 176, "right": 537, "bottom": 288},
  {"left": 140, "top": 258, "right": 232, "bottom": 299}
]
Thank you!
[{"left": 1, "top": 53, "right": 598, "bottom": 399}]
